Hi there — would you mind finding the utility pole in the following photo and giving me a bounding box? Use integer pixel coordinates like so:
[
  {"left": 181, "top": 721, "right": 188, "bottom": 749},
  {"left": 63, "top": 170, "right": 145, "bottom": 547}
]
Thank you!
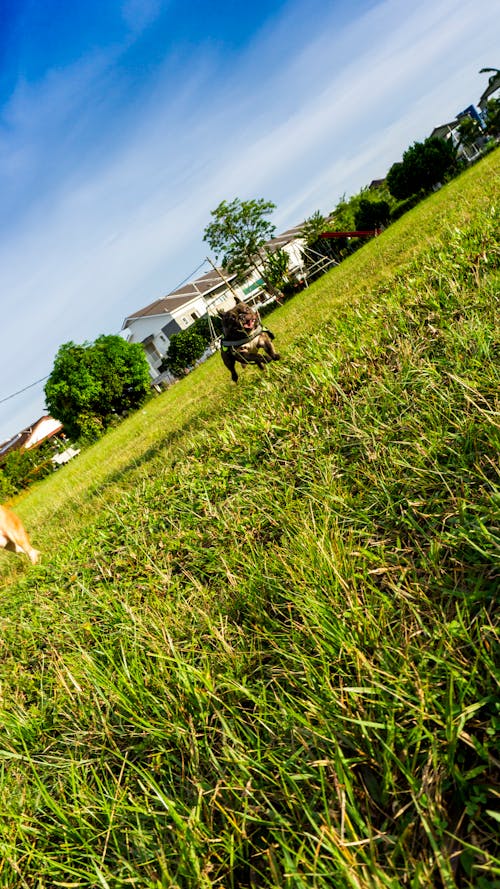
[{"left": 206, "top": 256, "right": 240, "bottom": 300}]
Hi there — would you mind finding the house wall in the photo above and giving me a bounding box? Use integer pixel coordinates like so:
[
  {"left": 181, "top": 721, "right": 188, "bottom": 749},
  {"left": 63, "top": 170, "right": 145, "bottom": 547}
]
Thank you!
[
  {"left": 125, "top": 315, "right": 171, "bottom": 377},
  {"left": 240, "top": 238, "right": 306, "bottom": 304},
  {"left": 125, "top": 293, "right": 211, "bottom": 379},
  {"left": 282, "top": 239, "right": 306, "bottom": 274},
  {"left": 169, "top": 294, "right": 212, "bottom": 327},
  {"left": 204, "top": 280, "right": 247, "bottom": 315},
  {"left": 25, "top": 417, "right": 63, "bottom": 449},
  {"left": 125, "top": 314, "right": 171, "bottom": 346}
]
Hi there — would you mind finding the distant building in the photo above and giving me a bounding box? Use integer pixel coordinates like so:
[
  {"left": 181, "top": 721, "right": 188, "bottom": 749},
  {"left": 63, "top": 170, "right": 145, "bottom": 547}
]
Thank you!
[
  {"left": 456, "top": 104, "right": 483, "bottom": 126},
  {"left": 0, "top": 415, "right": 64, "bottom": 465},
  {"left": 430, "top": 114, "right": 482, "bottom": 163}
]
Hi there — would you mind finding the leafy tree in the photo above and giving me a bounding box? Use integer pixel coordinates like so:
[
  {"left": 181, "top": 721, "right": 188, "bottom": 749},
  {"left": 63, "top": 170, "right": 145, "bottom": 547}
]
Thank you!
[
  {"left": 329, "top": 184, "right": 396, "bottom": 231},
  {"left": 203, "top": 198, "right": 276, "bottom": 280},
  {"left": 161, "top": 327, "right": 207, "bottom": 378},
  {"left": 299, "top": 209, "right": 346, "bottom": 270},
  {"left": 191, "top": 312, "right": 222, "bottom": 346},
  {"left": 301, "top": 211, "right": 328, "bottom": 245},
  {"left": 0, "top": 469, "right": 13, "bottom": 499},
  {"left": 45, "top": 335, "right": 151, "bottom": 441},
  {"left": 483, "top": 97, "right": 500, "bottom": 137},
  {"left": 385, "top": 162, "right": 413, "bottom": 202},
  {"left": 354, "top": 197, "right": 390, "bottom": 230},
  {"left": 261, "top": 248, "right": 290, "bottom": 295},
  {"left": 386, "top": 136, "right": 458, "bottom": 200},
  {"left": 0, "top": 441, "right": 55, "bottom": 495}
]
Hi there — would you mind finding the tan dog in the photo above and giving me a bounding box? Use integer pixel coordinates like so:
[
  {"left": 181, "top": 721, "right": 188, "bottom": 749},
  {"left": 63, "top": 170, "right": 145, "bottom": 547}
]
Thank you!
[
  {"left": 218, "top": 300, "right": 281, "bottom": 382},
  {"left": 0, "top": 505, "right": 40, "bottom": 564}
]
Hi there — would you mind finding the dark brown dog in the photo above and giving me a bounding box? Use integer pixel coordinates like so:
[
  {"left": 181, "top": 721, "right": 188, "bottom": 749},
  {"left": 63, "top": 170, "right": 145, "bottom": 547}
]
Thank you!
[{"left": 218, "top": 300, "right": 280, "bottom": 382}]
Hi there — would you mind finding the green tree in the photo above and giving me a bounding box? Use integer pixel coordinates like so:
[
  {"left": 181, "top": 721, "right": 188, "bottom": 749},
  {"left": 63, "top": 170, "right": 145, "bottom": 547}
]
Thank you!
[
  {"left": 261, "top": 248, "right": 290, "bottom": 295},
  {"left": 328, "top": 184, "right": 396, "bottom": 232},
  {"left": 386, "top": 136, "right": 458, "bottom": 200},
  {"left": 354, "top": 197, "right": 390, "bottom": 230},
  {"left": 45, "top": 335, "right": 151, "bottom": 441},
  {"left": 203, "top": 198, "right": 276, "bottom": 280},
  {"left": 301, "top": 210, "right": 328, "bottom": 245},
  {"left": 0, "top": 468, "right": 13, "bottom": 499},
  {"left": 299, "top": 209, "right": 346, "bottom": 270},
  {"left": 191, "top": 312, "right": 222, "bottom": 346},
  {"left": 0, "top": 441, "right": 55, "bottom": 495},
  {"left": 457, "top": 115, "right": 483, "bottom": 152},
  {"left": 162, "top": 327, "right": 207, "bottom": 378}
]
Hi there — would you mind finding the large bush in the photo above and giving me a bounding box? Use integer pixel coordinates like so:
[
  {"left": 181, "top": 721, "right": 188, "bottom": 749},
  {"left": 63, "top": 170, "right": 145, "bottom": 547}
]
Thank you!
[
  {"left": 0, "top": 441, "right": 55, "bottom": 496},
  {"left": 161, "top": 326, "right": 208, "bottom": 378},
  {"left": 387, "top": 136, "right": 458, "bottom": 200},
  {"left": 354, "top": 197, "right": 390, "bottom": 230},
  {"left": 45, "top": 335, "right": 151, "bottom": 441}
]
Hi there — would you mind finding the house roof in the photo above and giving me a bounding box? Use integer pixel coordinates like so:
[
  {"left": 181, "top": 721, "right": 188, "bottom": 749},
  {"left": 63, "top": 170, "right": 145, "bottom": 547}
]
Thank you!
[
  {"left": 430, "top": 121, "right": 459, "bottom": 139},
  {"left": 123, "top": 267, "right": 237, "bottom": 325},
  {"left": 430, "top": 118, "right": 461, "bottom": 139},
  {"left": 478, "top": 71, "right": 500, "bottom": 108},
  {"left": 265, "top": 223, "right": 306, "bottom": 250},
  {"left": 0, "top": 415, "right": 63, "bottom": 462}
]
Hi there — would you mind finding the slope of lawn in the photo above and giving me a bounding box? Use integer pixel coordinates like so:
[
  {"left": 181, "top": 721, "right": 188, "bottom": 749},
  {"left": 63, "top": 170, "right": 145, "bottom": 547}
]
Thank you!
[{"left": 0, "top": 149, "right": 499, "bottom": 888}]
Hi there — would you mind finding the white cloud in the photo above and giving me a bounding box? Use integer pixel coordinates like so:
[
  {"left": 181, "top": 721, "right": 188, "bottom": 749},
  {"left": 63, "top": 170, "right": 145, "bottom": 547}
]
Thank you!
[{"left": 121, "top": 0, "right": 164, "bottom": 33}]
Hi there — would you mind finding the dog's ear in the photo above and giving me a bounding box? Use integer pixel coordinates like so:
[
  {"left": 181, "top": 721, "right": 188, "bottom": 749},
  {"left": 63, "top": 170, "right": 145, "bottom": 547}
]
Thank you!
[{"left": 234, "top": 298, "right": 244, "bottom": 307}]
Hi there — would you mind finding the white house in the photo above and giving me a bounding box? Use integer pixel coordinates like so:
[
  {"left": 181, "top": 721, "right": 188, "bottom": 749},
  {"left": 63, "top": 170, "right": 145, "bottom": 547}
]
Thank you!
[
  {"left": 121, "top": 267, "right": 247, "bottom": 380},
  {"left": 265, "top": 223, "right": 307, "bottom": 271},
  {"left": 122, "top": 222, "right": 311, "bottom": 382},
  {"left": 430, "top": 119, "right": 482, "bottom": 163}
]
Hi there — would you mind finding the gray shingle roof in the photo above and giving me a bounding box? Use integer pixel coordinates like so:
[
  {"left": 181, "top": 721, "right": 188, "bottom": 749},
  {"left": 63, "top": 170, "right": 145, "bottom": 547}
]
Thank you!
[
  {"left": 478, "top": 72, "right": 500, "bottom": 108},
  {"left": 124, "top": 267, "right": 237, "bottom": 322}
]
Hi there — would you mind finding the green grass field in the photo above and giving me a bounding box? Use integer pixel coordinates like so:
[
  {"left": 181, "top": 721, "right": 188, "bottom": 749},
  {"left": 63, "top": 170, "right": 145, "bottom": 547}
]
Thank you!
[{"left": 1, "top": 150, "right": 499, "bottom": 888}]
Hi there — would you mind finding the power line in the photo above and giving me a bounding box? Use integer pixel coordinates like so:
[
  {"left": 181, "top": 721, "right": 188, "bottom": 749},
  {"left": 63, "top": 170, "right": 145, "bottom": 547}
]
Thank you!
[
  {"left": 0, "top": 375, "right": 49, "bottom": 406},
  {"left": 170, "top": 258, "right": 209, "bottom": 292}
]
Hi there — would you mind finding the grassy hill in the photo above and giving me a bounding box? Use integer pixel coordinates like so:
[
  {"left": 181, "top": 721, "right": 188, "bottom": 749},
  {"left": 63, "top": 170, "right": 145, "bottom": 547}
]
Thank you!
[{"left": 1, "top": 150, "right": 499, "bottom": 888}]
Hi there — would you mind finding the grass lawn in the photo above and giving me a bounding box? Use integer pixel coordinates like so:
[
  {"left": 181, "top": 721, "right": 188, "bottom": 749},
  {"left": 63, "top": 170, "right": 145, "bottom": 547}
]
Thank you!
[{"left": 0, "top": 149, "right": 499, "bottom": 888}]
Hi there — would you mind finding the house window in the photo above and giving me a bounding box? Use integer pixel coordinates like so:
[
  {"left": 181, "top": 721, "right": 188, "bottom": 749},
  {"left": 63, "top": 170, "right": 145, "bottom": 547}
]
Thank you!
[
  {"left": 142, "top": 336, "right": 163, "bottom": 365},
  {"left": 191, "top": 312, "right": 199, "bottom": 321},
  {"left": 144, "top": 343, "right": 161, "bottom": 363}
]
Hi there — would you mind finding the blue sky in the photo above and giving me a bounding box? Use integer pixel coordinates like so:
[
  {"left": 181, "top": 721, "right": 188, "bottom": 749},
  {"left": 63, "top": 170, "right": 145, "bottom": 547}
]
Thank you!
[{"left": 0, "top": 0, "right": 498, "bottom": 442}]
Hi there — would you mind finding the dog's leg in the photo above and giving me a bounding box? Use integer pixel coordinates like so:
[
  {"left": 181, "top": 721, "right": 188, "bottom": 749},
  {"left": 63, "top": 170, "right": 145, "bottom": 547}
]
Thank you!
[
  {"left": 261, "top": 334, "right": 281, "bottom": 362},
  {"left": 1, "top": 529, "right": 40, "bottom": 564},
  {"left": 222, "top": 348, "right": 239, "bottom": 382}
]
